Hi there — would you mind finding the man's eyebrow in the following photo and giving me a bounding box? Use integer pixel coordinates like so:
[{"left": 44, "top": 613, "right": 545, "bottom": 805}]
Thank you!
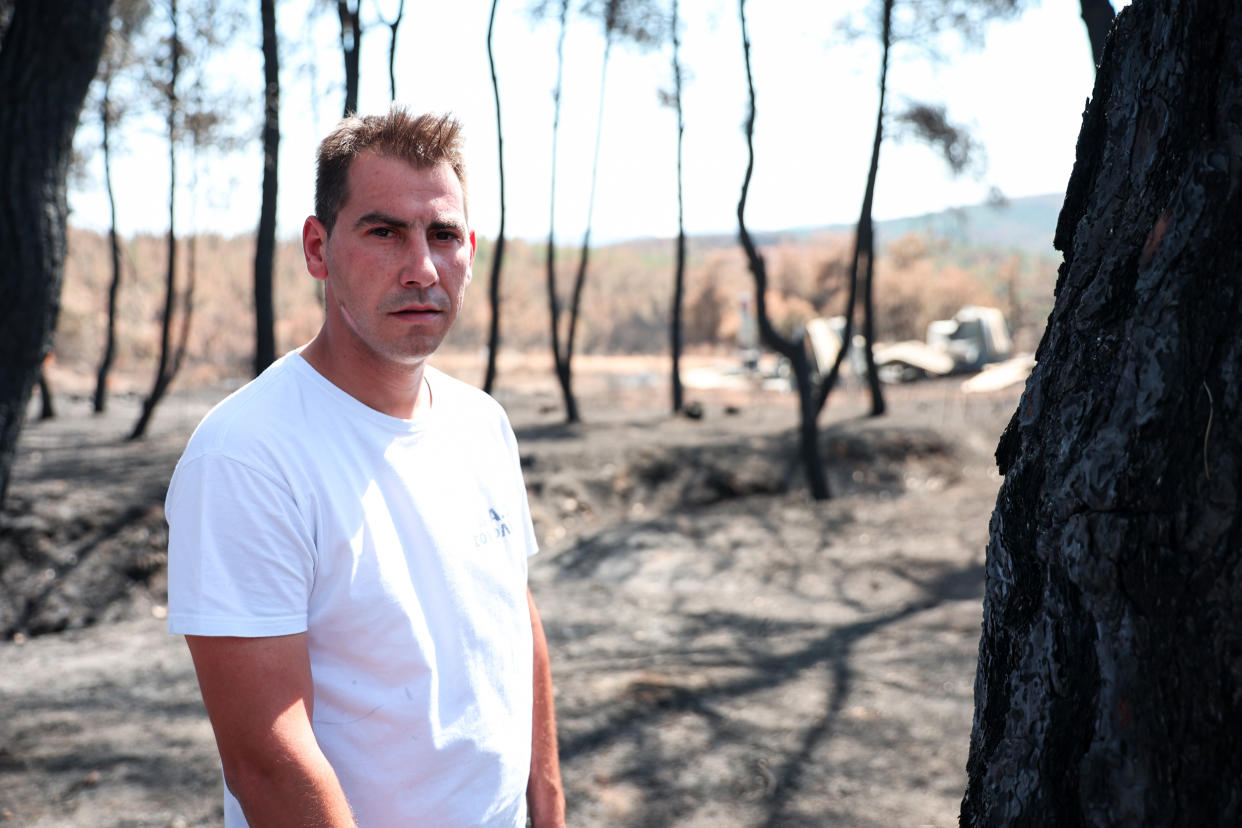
[
  {"left": 353, "top": 211, "right": 408, "bottom": 230},
  {"left": 429, "top": 217, "right": 467, "bottom": 233}
]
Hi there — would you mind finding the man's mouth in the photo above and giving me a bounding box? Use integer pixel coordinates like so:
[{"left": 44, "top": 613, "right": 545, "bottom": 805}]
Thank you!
[{"left": 390, "top": 304, "right": 441, "bottom": 317}]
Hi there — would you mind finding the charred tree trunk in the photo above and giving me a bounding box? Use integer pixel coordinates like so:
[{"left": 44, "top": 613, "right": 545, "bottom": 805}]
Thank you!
[
  {"left": 171, "top": 227, "right": 198, "bottom": 381},
  {"left": 669, "top": 0, "right": 686, "bottom": 414},
  {"left": 859, "top": 0, "right": 892, "bottom": 418},
  {"left": 962, "top": 3, "right": 1242, "bottom": 825},
  {"left": 253, "top": 0, "right": 279, "bottom": 376},
  {"left": 380, "top": 0, "right": 404, "bottom": 101},
  {"left": 1079, "top": 0, "right": 1116, "bottom": 69},
  {"left": 814, "top": 232, "right": 862, "bottom": 412},
  {"left": 560, "top": 35, "right": 614, "bottom": 424},
  {"left": 737, "top": 0, "right": 828, "bottom": 500},
  {"left": 131, "top": 3, "right": 182, "bottom": 441},
  {"left": 0, "top": 0, "right": 111, "bottom": 509},
  {"left": 813, "top": 0, "right": 891, "bottom": 418},
  {"left": 544, "top": 0, "right": 579, "bottom": 423},
  {"left": 337, "top": 0, "right": 361, "bottom": 116},
  {"left": 94, "top": 85, "right": 123, "bottom": 413},
  {"left": 483, "top": 0, "right": 505, "bottom": 395},
  {"left": 37, "top": 369, "right": 55, "bottom": 421}
]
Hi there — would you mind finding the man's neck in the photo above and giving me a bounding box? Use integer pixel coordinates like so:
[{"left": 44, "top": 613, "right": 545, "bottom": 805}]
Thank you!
[{"left": 300, "top": 330, "right": 430, "bottom": 420}]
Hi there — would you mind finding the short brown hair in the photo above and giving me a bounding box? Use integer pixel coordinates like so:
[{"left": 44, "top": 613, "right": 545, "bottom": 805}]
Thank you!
[{"left": 314, "top": 108, "right": 467, "bottom": 235}]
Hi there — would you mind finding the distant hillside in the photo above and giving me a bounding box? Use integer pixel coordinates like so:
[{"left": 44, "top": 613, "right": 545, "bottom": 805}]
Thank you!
[
  {"left": 870, "top": 192, "right": 1065, "bottom": 255},
  {"left": 634, "top": 192, "right": 1066, "bottom": 257}
]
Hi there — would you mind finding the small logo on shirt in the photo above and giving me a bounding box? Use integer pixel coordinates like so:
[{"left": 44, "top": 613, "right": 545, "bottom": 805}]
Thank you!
[{"left": 473, "top": 507, "right": 512, "bottom": 548}]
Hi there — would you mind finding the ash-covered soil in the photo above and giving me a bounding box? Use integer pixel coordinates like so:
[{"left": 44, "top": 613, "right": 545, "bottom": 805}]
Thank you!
[{"left": 0, "top": 358, "right": 1019, "bottom": 827}]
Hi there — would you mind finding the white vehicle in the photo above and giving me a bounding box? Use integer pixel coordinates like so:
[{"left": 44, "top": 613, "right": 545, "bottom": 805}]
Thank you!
[
  {"left": 803, "top": 306, "right": 1014, "bottom": 384},
  {"left": 874, "top": 305, "right": 1013, "bottom": 382}
]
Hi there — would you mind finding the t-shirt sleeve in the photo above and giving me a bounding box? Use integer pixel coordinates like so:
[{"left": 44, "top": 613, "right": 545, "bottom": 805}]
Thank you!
[{"left": 165, "top": 452, "right": 316, "bottom": 637}]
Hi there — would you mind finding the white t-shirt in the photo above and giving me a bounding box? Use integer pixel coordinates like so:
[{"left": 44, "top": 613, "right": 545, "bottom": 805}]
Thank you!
[{"left": 165, "top": 353, "right": 538, "bottom": 828}]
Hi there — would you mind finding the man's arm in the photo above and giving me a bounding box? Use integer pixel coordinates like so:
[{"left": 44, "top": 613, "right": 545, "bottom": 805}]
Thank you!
[
  {"left": 185, "top": 633, "right": 357, "bottom": 828},
  {"left": 526, "top": 588, "right": 566, "bottom": 828}
]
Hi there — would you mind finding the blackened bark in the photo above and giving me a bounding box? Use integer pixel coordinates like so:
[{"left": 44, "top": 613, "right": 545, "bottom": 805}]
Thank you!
[
  {"left": 859, "top": 0, "right": 892, "bottom": 418},
  {"left": 1079, "top": 0, "right": 1115, "bottom": 69},
  {"left": 544, "top": 0, "right": 579, "bottom": 423},
  {"left": 253, "top": 0, "right": 279, "bottom": 376},
  {"left": 813, "top": 0, "right": 891, "bottom": 418},
  {"left": 131, "top": 2, "right": 182, "bottom": 441},
  {"left": 0, "top": 0, "right": 111, "bottom": 508},
  {"left": 171, "top": 225, "right": 198, "bottom": 381},
  {"left": 337, "top": 0, "right": 360, "bottom": 116},
  {"left": 94, "top": 86, "right": 123, "bottom": 412},
  {"left": 483, "top": 0, "right": 505, "bottom": 394},
  {"left": 380, "top": 0, "right": 403, "bottom": 101},
  {"left": 962, "top": 3, "right": 1242, "bottom": 825},
  {"left": 560, "top": 34, "right": 613, "bottom": 425},
  {"left": 37, "top": 369, "right": 54, "bottom": 421},
  {"left": 737, "top": 0, "right": 828, "bottom": 500},
  {"left": 669, "top": 0, "right": 685, "bottom": 414}
]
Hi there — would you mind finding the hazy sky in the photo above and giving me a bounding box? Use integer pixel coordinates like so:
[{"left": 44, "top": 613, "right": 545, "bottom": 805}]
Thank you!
[{"left": 69, "top": 0, "right": 1124, "bottom": 246}]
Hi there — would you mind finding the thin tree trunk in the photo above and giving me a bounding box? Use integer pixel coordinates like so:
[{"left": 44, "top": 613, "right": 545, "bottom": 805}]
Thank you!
[
  {"left": 381, "top": 0, "right": 404, "bottom": 101},
  {"left": 171, "top": 220, "right": 198, "bottom": 381},
  {"left": 544, "top": 0, "right": 578, "bottom": 423},
  {"left": 813, "top": 232, "right": 861, "bottom": 413},
  {"left": 94, "top": 86, "right": 123, "bottom": 412},
  {"left": 0, "top": 0, "right": 111, "bottom": 509},
  {"left": 337, "top": 0, "right": 360, "bottom": 116},
  {"left": 483, "top": 0, "right": 505, "bottom": 394},
  {"left": 561, "top": 35, "right": 614, "bottom": 423},
  {"left": 962, "top": 3, "right": 1242, "bottom": 823},
  {"left": 1079, "top": 0, "right": 1116, "bottom": 69},
  {"left": 669, "top": 0, "right": 686, "bottom": 414},
  {"left": 858, "top": 0, "right": 892, "bottom": 418},
  {"left": 737, "top": 0, "right": 828, "bottom": 500},
  {"left": 37, "top": 369, "right": 55, "bottom": 421},
  {"left": 131, "top": 2, "right": 181, "bottom": 441},
  {"left": 814, "top": 0, "right": 891, "bottom": 418},
  {"left": 253, "top": 0, "right": 279, "bottom": 376}
]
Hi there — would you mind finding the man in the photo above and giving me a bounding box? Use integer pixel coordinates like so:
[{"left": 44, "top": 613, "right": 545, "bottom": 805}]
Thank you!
[{"left": 165, "top": 109, "right": 565, "bottom": 827}]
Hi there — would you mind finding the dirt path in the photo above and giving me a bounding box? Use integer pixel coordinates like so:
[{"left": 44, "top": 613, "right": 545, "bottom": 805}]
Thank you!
[{"left": 0, "top": 364, "right": 1018, "bottom": 827}]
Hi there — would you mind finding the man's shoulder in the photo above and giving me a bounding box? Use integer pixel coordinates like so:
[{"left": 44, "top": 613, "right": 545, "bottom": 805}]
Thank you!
[{"left": 181, "top": 353, "right": 310, "bottom": 462}]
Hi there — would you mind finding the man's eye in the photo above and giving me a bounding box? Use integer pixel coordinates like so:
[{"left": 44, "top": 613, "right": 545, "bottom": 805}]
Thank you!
[{"left": 371, "top": 227, "right": 394, "bottom": 238}]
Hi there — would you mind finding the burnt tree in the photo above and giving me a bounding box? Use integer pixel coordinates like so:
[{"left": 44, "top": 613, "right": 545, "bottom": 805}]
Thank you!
[
  {"left": 130, "top": 0, "right": 184, "bottom": 440},
  {"left": 253, "top": 0, "right": 279, "bottom": 375},
  {"left": 962, "top": 2, "right": 1242, "bottom": 824},
  {"left": 93, "top": 0, "right": 151, "bottom": 413},
  {"left": 377, "top": 0, "right": 404, "bottom": 100},
  {"left": 667, "top": 0, "right": 686, "bottom": 414},
  {"left": 538, "top": 0, "right": 661, "bottom": 423},
  {"left": 737, "top": 0, "right": 829, "bottom": 500},
  {"left": 483, "top": 0, "right": 505, "bottom": 394},
  {"left": 337, "top": 0, "right": 360, "bottom": 116},
  {"left": 831, "top": 0, "right": 894, "bottom": 418},
  {"left": 1079, "top": 0, "right": 1115, "bottom": 69},
  {"left": 541, "top": 0, "right": 577, "bottom": 421},
  {"left": 0, "top": 0, "right": 111, "bottom": 508}
]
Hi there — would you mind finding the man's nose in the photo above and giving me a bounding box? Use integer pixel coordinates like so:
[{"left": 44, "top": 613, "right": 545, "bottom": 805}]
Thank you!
[{"left": 399, "top": 237, "right": 438, "bottom": 288}]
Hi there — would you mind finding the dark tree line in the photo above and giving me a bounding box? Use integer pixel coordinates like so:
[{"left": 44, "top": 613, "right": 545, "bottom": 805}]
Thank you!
[{"left": 0, "top": 0, "right": 1121, "bottom": 509}]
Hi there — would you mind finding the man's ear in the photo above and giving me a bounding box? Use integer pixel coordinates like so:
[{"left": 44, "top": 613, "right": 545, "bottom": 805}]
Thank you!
[{"left": 303, "top": 216, "right": 329, "bottom": 281}]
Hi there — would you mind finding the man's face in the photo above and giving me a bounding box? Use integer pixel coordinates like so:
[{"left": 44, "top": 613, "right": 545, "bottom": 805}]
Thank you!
[{"left": 303, "top": 152, "right": 476, "bottom": 373}]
